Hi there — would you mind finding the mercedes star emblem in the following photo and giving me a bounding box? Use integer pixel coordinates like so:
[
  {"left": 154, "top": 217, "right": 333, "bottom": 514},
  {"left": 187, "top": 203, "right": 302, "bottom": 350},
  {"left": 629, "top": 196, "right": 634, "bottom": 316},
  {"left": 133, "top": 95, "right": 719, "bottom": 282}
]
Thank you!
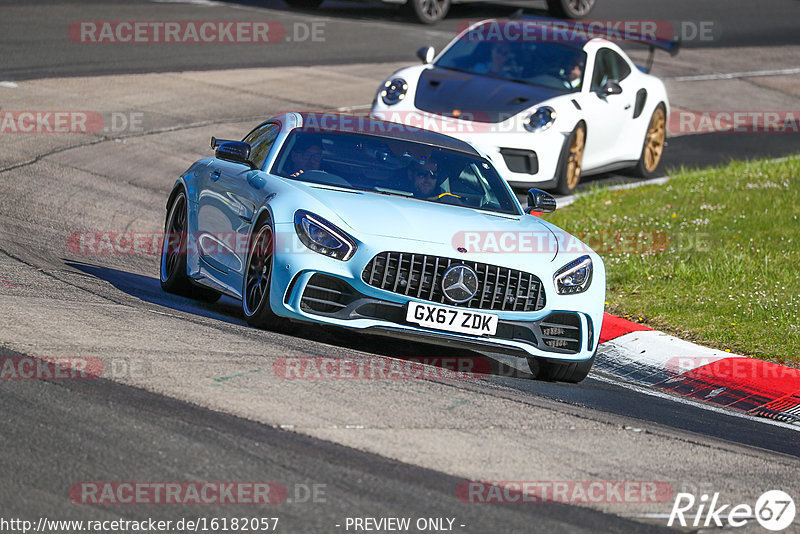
[{"left": 441, "top": 265, "right": 479, "bottom": 303}]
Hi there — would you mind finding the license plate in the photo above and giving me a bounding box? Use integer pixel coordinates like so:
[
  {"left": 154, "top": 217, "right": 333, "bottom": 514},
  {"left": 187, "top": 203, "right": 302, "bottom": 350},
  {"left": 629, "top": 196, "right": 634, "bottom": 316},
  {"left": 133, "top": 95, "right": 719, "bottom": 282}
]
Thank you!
[{"left": 406, "top": 302, "right": 498, "bottom": 336}]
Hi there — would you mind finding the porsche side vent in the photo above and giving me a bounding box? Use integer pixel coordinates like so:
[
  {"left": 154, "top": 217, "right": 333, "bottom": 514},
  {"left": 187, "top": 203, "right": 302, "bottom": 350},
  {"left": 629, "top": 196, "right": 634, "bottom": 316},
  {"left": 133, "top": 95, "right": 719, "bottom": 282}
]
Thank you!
[
  {"left": 633, "top": 88, "right": 647, "bottom": 118},
  {"left": 300, "top": 274, "right": 356, "bottom": 314},
  {"left": 362, "top": 252, "right": 546, "bottom": 312},
  {"left": 540, "top": 312, "right": 581, "bottom": 353}
]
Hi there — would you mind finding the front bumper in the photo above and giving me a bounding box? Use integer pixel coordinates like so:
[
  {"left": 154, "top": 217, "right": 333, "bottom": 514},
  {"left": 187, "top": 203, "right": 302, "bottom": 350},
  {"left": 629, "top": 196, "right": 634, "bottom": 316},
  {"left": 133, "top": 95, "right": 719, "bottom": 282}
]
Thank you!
[
  {"left": 370, "top": 106, "right": 568, "bottom": 189},
  {"left": 270, "top": 227, "right": 603, "bottom": 362}
]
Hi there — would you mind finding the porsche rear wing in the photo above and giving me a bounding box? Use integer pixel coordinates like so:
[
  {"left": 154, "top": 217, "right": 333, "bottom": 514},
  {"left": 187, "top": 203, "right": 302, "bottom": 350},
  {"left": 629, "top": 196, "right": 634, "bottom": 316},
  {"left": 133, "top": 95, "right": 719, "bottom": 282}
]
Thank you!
[{"left": 507, "top": 13, "right": 680, "bottom": 73}]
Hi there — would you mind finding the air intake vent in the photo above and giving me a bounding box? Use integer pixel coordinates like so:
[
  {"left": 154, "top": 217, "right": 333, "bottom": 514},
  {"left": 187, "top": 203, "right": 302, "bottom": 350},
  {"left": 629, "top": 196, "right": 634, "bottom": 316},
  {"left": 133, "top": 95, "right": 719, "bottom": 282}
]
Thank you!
[
  {"left": 300, "top": 274, "right": 355, "bottom": 314},
  {"left": 540, "top": 312, "right": 581, "bottom": 353}
]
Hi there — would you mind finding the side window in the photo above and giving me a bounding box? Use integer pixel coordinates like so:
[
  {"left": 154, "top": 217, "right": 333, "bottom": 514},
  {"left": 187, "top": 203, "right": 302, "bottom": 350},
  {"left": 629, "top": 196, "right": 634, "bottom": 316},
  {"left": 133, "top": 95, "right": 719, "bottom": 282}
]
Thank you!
[
  {"left": 612, "top": 50, "right": 632, "bottom": 81},
  {"left": 590, "top": 49, "right": 630, "bottom": 91},
  {"left": 591, "top": 49, "right": 613, "bottom": 91},
  {"left": 243, "top": 122, "right": 280, "bottom": 169}
]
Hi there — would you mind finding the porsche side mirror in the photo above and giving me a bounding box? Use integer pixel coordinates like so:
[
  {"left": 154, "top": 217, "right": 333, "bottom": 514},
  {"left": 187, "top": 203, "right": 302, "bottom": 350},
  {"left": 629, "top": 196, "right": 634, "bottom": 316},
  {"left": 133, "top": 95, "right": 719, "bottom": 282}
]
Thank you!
[
  {"left": 417, "top": 46, "right": 435, "bottom": 64},
  {"left": 526, "top": 188, "right": 557, "bottom": 213},
  {"left": 598, "top": 80, "right": 623, "bottom": 97},
  {"left": 211, "top": 137, "right": 257, "bottom": 170}
]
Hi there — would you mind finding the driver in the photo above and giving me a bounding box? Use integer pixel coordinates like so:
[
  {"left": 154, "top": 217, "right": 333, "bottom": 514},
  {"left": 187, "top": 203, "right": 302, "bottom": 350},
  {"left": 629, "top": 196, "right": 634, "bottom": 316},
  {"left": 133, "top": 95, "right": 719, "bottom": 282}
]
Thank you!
[
  {"left": 474, "top": 42, "right": 516, "bottom": 77},
  {"left": 408, "top": 159, "right": 440, "bottom": 199},
  {"left": 287, "top": 137, "right": 323, "bottom": 177}
]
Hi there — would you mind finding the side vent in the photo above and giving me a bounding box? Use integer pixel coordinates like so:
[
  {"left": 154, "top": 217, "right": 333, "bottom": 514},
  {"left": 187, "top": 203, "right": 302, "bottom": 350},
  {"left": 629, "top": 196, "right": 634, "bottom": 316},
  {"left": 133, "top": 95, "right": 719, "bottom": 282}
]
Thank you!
[{"left": 633, "top": 89, "right": 648, "bottom": 119}]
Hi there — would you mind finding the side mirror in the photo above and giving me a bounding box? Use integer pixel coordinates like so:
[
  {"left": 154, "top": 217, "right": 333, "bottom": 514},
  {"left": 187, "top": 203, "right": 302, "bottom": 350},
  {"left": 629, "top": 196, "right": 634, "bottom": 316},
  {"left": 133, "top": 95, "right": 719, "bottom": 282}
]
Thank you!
[
  {"left": 598, "top": 80, "right": 623, "bottom": 97},
  {"left": 526, "top": 188, "right": 557, "bottom": 214},
  {"left": 417, "top": 46, "right": 435, "bottom": 64},
  {"left": 211, "top": 137, "right": 257, "bottom": 170}
]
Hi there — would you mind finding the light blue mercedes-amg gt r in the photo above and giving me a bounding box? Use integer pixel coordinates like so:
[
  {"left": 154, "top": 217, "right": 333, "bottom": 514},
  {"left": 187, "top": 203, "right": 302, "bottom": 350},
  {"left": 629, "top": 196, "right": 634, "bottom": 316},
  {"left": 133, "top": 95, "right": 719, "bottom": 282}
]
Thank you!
[{"left": 160, "top": 112, "right": 605, "bottom": 382}]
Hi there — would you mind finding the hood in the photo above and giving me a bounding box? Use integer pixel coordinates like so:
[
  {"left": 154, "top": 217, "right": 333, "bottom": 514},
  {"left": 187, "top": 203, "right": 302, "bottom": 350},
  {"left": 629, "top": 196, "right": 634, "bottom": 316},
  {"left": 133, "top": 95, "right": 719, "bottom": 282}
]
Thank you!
[
  {"left": 414, "top": 66, "right": 563, "bottom": 124},
  {"left": 295, "top": 184, "right": 559, "bottom": 261}
]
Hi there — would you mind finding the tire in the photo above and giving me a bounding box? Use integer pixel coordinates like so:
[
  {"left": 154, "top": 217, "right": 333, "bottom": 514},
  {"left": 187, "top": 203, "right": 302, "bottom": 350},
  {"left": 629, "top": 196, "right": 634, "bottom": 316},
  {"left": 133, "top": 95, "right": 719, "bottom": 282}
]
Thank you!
[
  {"left": 629, "top": 104, "right": 667, "bottom": 178},
  {"left": 160, "top": 191, "right": 220, "bottom": 303},
  {"left": 546, "top": 0, "right": 597, "bottom": 19},
  {"left": 405, "top": 0, "right": 450, "bottom": 24},
  {"left": 554, "top": 124, "right": 586, "bottom": 195},
  {"left": 284, "top": 0, "right": 324, "bottom": 8},
  {"left": 242, "top": 217, "right": 284, "bottom": 330},
  {"left": 527, "top": 351, "right": 596, "bottom": 383}
]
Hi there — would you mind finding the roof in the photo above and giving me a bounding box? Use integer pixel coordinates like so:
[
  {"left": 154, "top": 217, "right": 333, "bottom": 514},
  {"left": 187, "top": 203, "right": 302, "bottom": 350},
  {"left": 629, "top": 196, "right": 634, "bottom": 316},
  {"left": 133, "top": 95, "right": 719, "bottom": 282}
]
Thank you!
[{"left": 296, "top": 112, "right": 480, "bottom": 156}]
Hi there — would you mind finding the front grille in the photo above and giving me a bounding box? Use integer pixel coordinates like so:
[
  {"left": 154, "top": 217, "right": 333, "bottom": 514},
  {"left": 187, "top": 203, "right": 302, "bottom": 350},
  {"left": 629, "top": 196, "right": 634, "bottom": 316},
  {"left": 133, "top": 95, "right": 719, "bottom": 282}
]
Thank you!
[
  {"left": 540, "top": 312, "right": 581, "bottom": 353},
  {"left": 361, "top": 252, "right": 546, "bottom": 312}
]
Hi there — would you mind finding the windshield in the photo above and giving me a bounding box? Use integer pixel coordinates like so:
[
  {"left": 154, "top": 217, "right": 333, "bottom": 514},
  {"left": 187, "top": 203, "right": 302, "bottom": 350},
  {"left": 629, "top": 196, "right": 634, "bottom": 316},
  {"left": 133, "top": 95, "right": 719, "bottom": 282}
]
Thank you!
[
  {"left": 435, "top": 23, "right": 587, "bottom": 93},
  {"left": 271, "top": 129, "right": 520, "bottom": 215}
]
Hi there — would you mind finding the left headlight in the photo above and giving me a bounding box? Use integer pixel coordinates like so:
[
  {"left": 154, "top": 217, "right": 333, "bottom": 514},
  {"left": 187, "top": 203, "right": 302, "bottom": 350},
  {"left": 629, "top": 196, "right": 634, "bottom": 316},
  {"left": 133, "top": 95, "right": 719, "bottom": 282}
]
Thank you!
[
  {"left": 294, "top": 210, "right": 357, "bottom": 261},
  {"left": 380, "top": 78, "right": 408, "bottom": 106},
  {"left": 524, "top": 106, "right": 557, "bottom": 132},
  {"left": 554, "top": 255, "right": 592, "bottom": 294}
]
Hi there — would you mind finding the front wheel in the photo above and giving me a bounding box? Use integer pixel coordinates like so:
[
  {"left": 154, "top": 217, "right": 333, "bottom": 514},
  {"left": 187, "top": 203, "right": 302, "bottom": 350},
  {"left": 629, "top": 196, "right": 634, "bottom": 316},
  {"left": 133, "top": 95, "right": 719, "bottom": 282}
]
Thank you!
[
  {"left": 406, "top": 0, "right": 450, "bottom": 24},
  {"left": 554, "top": 124, "right": 585, "bottom": 195},
  {"left": 546, "top": 0, "right": 597, "bottom": 19},
  {"left": 242, "top": 218, "right": 284, "bottom": 330},
  {"left": 629, "top": 105, "right": 667, "bottom": 178},
  {"left": 527, "top": 351, "right": 596, "bottom": 383}
]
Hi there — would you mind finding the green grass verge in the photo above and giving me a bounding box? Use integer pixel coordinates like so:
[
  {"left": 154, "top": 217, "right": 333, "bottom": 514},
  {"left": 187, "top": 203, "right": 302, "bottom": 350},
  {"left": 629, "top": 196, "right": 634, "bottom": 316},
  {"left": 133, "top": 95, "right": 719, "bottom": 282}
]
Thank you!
[{"left": 543, "top": 155, "right": 800, "bottom": 365}]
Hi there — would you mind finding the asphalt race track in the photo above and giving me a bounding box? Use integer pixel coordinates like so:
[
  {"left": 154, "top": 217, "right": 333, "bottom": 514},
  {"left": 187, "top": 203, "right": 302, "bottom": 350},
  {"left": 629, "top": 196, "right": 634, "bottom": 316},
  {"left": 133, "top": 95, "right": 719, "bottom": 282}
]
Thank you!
[{"left": 1, "top": 1, "right": 799, "bottom": 532}]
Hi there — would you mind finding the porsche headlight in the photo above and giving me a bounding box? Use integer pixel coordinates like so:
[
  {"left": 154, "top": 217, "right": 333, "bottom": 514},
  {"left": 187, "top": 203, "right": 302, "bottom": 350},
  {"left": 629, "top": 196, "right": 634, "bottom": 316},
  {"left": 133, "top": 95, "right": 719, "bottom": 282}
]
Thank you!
[
  {"left": 294, "top": 210, "right": 357, "bottom": 261},
  {"left": 380, "top": 78, "right": 408, "bottom": 106},
  {"left": 524, "top": 106, "right": 557, "bottom": 132},
  {"left": 554, "top": 255, "right": 592, "bottom": 294}
]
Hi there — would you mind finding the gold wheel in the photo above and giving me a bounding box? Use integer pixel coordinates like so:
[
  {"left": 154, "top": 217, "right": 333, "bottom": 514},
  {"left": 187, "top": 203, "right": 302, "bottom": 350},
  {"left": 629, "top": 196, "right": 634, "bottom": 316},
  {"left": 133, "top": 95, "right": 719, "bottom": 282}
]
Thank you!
[
  {"left": 643, "top": 107, "right": 666, "bottom": 173},
  {"left": 566, "top": 126, "right": 585, "bottom": 191}
]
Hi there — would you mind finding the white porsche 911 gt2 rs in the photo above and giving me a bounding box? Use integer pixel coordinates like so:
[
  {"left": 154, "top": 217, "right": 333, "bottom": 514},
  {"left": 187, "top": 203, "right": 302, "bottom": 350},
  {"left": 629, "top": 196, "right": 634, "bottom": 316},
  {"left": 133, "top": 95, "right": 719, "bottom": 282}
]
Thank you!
[{"left": 371, "top": 18, "right": 678, "bottom": 194}]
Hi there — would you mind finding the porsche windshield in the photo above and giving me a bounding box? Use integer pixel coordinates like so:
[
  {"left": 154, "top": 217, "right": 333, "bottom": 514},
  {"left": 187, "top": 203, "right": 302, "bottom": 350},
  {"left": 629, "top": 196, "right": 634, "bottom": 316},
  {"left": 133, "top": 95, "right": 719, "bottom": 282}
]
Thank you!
[
  {"left": 272, "top": 129, "right": 521, "bottom": 215},
  {"left": 435, "top": 24, "right": 587, "bottom": 93}
]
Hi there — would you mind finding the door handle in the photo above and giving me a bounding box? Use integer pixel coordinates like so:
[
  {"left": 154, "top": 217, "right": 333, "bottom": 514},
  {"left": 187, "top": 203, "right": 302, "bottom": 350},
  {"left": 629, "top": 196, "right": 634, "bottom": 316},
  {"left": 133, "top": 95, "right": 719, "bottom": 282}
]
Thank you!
[
  {"left": 624, "top": 104, "right": 632, "bottom": 110},
  {"left": 211, "top": 169, "right": 221, "bottom": 182}
]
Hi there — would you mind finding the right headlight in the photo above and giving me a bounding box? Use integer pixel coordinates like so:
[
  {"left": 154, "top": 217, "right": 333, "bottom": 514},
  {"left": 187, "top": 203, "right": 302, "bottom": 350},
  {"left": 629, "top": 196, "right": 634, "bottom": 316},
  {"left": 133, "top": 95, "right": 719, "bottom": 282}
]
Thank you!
[
  {"left": 380, "top": 78, "right": 408, "bottom": 106},
  {"left": 554, "top": 255, "right": 592, "bottom": 295},
  {"left": 294, "top": 210, "right": 357, "bottom": 261},
  {"left": 524, "top": 106, "right": 557, "bottom": 132}
]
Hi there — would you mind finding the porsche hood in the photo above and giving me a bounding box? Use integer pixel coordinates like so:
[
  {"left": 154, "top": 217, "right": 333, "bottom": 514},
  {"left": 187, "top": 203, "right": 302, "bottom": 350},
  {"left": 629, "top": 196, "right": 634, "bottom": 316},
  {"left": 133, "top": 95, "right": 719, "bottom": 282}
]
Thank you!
[{"left": 414, "top": 66, "right": 564, "bottom": 124}]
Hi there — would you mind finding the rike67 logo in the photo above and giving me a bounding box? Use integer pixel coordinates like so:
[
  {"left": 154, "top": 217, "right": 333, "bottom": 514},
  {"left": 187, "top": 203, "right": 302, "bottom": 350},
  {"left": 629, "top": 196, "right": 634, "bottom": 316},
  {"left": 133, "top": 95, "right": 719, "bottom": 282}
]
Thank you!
[{"left": 669, "top": 490, "right": 796, "bottom": 531}]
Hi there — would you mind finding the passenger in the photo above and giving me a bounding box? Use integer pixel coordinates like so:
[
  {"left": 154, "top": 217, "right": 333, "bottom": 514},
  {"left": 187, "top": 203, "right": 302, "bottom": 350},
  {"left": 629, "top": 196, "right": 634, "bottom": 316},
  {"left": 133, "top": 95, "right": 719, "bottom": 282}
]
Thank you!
[{"left": 474, "top": 42, "right": 515, "bottom": 77}]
